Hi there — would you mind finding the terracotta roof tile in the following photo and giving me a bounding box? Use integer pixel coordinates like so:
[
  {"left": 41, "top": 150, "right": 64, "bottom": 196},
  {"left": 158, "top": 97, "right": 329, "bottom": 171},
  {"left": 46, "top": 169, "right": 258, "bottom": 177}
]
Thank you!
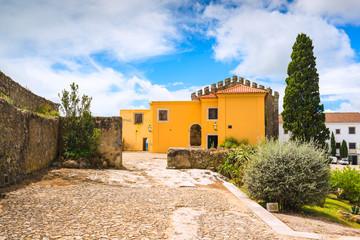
[
  {"left": 197, "top": 93, "right": 217, "bottom": 99},
  {"left": 279, "top": 112, "right": 360, "bottom": 123},
  {"left": 216, "top": 84, "right": 269, "bottom": 94}
]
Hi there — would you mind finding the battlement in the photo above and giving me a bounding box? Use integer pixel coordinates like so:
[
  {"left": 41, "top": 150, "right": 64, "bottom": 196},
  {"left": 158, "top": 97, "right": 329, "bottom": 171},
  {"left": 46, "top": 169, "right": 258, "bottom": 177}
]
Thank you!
[{"left": 191, "top": 75, "right": 279, "bottom": 100}]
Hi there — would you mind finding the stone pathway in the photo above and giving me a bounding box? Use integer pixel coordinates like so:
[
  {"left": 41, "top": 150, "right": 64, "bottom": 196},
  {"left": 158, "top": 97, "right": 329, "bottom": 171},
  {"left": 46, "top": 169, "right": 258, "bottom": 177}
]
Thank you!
[{"left": 0, "top": 152, "right": 296, "bottom": 239}]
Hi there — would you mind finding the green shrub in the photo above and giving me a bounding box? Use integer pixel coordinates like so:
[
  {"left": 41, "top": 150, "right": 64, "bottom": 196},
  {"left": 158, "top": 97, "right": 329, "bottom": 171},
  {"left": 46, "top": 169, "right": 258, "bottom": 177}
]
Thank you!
[
  {"left": 219, "top": 137, "right": 248, "bottom": 149},
  {"left": 244, "top": 139, "right": 330, "bottom": 210},
  {"left": 330, "top": 166, "right": 360, "bottom": 203},
  {"left": 35, "top": 102, "right": 59, "bottom": 117},
  {"left": 59, "top": 83, "right": 100, "bottom": 162},
  {"left": 351, "top": 205, "right": 360, "bottom": 215},
  {"left": 217, "top": 145, "right": 256, "bottom": 186}
]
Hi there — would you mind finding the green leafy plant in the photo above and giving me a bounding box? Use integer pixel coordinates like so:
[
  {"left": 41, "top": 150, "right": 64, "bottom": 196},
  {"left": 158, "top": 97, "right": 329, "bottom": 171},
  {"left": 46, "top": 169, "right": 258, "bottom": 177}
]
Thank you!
[
  {"left": 219, "top": 137, "right": 248, "bottom": 149},
  {"left": 351, "top": 205, "right": 360, "bottom": 215},
  {"left": 217, "top": 145, "right": 256, "bottom": 186},
  {"left": 59, "top": 83, "right": 100, "bottom": 161},
  {"left": 35, "top": 102, "right": 59, "bottom": 117},
  {"left": 0, "top": 93, "right": 13, "bottom": 105},
  {"left": 244, "top": 139, "right": 330, "bottom": 210},
  {"left": 330, "top": 166, "right": 360, "bottom": 203}
]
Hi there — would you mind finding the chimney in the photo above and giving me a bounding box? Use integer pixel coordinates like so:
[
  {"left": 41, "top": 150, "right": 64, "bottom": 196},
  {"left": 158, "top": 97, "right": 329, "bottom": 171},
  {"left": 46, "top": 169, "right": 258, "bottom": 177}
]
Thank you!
[
  {"left": 252, "top": 82, "right": 257, "bottom": 88},
  {"left": 198, "top": 89, "right": 203, "bottom": 97},
  {"left": 245, "top": 79, "right": 250, "bottom": 86}
]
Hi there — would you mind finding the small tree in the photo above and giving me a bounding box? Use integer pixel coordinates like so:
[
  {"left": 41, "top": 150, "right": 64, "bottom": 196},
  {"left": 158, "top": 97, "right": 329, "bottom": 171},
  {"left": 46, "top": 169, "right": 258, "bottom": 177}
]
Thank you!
[
  {"left": 244, "top": 139, "right": 330, "bottom": 210},
  {"left": 282, "top": 33, "right": 329, "bottom": 147},
  {"left": 340, "top": 140, "right": 348, "bottom": 158},
  {"left": 59, "top": 83, "right": 100, "bottom": 159},
  {"left": 330, "top": 132, "right": 336, "bottom": 157}
]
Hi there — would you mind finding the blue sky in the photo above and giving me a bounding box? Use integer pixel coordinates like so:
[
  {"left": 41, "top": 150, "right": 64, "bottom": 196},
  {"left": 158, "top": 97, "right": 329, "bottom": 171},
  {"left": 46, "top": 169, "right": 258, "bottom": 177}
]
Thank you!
[{"left": 0, "top": 0, "right": 360, "bottom": 116}]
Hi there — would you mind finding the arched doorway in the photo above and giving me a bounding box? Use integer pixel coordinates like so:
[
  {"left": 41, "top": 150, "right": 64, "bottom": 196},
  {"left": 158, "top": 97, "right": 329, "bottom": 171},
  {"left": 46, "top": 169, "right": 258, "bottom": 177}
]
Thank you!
[{"left": 189, "top": 124, "right": 201, "bottom": 147}]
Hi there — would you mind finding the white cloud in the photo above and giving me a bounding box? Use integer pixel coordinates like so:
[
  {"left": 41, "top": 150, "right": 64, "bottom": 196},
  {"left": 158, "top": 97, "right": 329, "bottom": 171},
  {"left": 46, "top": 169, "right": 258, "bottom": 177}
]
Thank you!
[
  {"left": 201, "top": 2, "right": 359, "bottom": 112},
  {"left": 0, "top": 0, "right": 181, "bottom": 61},
  {"left": 291, "top": 0, "right": 360, "bottom": 25},
  {"left": 0, "top": 58, "right": 194, "bottom": 116}
]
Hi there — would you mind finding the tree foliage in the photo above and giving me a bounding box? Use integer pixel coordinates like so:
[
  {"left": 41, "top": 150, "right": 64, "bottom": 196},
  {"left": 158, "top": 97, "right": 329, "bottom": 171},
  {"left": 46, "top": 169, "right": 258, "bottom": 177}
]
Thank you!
[
  {"left": 282, "top": 33, "right": 329, "bottom": 147},
  {"left": 340, "top": 140, "right": 348, "bottom": 158},
  {"left": 330, "top": 132, "right": 336, "bottom": 157},
  {"left": 331, "top": 166, "right": 360, "bottom": 203},
  {"left": 59, "top": 83, "right": 100, "bottom": 159},
  {"left": 244, "top": 139, "right": 330, "bottom": 210}
]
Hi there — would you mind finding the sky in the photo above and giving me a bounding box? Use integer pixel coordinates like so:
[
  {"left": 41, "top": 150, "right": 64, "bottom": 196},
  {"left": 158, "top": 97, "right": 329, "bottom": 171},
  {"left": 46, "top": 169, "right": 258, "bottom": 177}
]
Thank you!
[{"left": 0, "top": 0, "right": 360, "bottom": 116}]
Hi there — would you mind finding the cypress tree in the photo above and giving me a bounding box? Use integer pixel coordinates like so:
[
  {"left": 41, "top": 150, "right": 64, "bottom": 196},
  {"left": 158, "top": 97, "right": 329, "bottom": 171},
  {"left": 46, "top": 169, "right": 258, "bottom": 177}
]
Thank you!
[
  {"left": 340, "top": 140, "right": 348, "bottom": 158},
  {"left": 330, "top": 132, "right": 336, "bottom": 156},
  {"left": 282, "top": 33, "right": 329, "bottom": 147}
]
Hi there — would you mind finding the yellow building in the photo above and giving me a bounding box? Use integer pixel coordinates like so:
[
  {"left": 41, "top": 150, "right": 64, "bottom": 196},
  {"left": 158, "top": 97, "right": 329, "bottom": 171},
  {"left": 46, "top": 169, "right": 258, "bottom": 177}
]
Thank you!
[
  {"left": 120, "top": 110, "right": 151, "bottom": 151},
  {"left": 120, "top": 76, "right": 275, "bottom": 153}
]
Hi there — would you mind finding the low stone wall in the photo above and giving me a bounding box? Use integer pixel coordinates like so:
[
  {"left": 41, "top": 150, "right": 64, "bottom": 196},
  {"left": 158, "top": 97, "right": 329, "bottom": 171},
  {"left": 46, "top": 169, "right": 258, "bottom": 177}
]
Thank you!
[
  {"left": 167, "top": 148, "right": 228, "bottom": 169},
  {"left": 0, "top": 71, "right": 59, "bottom": 111},
  {"left": 94, "top": 117, "right": 123, "bottom": 168},
  {"left": 0, "top": 99, "right": 60, "bottom": 187}
]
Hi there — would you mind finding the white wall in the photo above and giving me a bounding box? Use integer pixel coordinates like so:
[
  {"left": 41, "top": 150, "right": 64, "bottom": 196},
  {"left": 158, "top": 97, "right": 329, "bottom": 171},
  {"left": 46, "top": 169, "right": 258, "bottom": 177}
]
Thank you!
[{"left": 279, "top": 122, "right": 360, "bottom": 157}]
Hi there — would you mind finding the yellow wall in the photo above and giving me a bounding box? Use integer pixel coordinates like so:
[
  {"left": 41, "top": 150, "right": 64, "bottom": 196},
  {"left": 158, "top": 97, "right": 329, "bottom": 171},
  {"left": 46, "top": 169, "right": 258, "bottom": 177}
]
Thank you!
[
  {"left": 217, "top": 93, "right": 266, "bottom": 145},
  {"left": 120, "top": 93, "right": 266, "bottom": 153},
  {"left": 120, "top": 110, "right": 151, "bottom": 151},
  {"left": 150, "top": 101, "right": 201, "bottom": 153}
]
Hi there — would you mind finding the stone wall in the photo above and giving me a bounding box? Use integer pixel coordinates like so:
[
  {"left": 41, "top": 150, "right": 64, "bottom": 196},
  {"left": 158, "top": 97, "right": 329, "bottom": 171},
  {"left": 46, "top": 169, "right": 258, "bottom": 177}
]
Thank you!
[
  {"left": 0, "top": 98, "right": 60, "bottom": 187},
  {"left": 94, "top": 117, "right": 123, "bottom": 168},
  {"left": 0, "top": 71, "right": 59, "bottom": 111},
  {"left": 191, "top": 75, "right": 279, "bottom": 139},
  {"left": 167, "top": 148, "right": 228, "bottom": 169}
]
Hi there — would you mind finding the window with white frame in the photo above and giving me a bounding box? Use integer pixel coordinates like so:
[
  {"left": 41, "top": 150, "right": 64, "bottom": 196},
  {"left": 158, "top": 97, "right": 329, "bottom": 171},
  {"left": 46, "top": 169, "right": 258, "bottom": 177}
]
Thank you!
[
  {"left": 134, "top": 113, "right": 143, "bottom": 124},
  {"left": 208, "top": 107, "right": 218, "bottom": 120},
  {"left": 336, "top": 142, "right": 341, "bottom": 149},
  {"left": 158, "top": 109, "right": 169, "bottom": 122}
]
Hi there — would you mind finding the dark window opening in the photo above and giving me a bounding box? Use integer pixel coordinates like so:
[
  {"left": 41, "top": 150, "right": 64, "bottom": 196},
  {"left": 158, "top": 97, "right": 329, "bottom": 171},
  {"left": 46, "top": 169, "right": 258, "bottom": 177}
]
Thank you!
[
  {"left": 208, "top": 108, "right": 218, "bottom": 120},
  {"left": 134, "top": 113, "right": 143, "bottom": 124}
]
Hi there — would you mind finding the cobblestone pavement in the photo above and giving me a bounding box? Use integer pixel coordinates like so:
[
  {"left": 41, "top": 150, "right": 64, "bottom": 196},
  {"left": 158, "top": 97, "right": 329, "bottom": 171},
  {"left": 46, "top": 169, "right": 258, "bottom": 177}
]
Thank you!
[{"left": 0, "top": 152, "right": 295, "bottom": 240}]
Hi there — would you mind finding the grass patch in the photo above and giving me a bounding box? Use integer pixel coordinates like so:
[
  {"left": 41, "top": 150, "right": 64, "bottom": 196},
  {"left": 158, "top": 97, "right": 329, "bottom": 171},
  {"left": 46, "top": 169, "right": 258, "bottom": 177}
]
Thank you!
[{"left": 301, "top": 194, "right": 360, "bottom": 228}]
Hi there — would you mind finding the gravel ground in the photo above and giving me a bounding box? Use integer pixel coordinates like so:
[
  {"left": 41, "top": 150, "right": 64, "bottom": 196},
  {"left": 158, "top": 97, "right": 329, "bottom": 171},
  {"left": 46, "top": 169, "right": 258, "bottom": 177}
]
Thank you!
[{"left": 0, "top": 152, "right": 287, "bottom": 240}]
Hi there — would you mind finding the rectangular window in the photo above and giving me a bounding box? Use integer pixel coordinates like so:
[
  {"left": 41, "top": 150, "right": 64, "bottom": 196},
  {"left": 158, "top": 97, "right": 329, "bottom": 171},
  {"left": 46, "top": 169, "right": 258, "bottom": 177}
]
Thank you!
[
  {"left": 284, "top": 129, "right": 288, "bottom": 134},
  {"left": 349, "top": 143, "right": 356, "bottom": 149},
  {"left": 349, "top": 127, "right": 356, "bottom": 134},
  {"left": 134, "top": 113, "right": 143, "bottom": 124},
  {"left": 158, "top": 109, "right": 169, "bottom": 122},
  {"left": 336, "top": 142, "right": 341, "bottom": 149},
  {"left": 335, "top": 129, "right": 340, "bottom": 134},
  {"left": 208, "top": 107, "right": 218, "bottom": 120}
]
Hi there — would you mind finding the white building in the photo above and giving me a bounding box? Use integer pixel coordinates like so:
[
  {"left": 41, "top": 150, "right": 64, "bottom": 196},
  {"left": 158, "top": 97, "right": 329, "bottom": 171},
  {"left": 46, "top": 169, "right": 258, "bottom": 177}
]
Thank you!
[{"left": 279, "top": 113, "right": 360, "bottom": 164}]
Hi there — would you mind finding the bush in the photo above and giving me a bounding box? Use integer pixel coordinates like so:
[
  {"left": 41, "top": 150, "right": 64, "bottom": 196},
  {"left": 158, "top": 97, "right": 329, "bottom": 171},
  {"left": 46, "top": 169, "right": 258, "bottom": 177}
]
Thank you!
[
  {"left": 219, "top": 137, "right": 248, "bottom": 149},
  {"left": 35, "top": 102, "right": 59, "bottom": 117},
  {"left": 244, "top": 139, "right": 330, "bottom": 210},
  {"left": 217, "top": 145, "right": 256, "bottom": 186},
  {"left": 330, "top": 166, "right": 360, "bottom": 203},
  {"left": 59, "top": 83, "right": 100, "bottom": 161}
]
